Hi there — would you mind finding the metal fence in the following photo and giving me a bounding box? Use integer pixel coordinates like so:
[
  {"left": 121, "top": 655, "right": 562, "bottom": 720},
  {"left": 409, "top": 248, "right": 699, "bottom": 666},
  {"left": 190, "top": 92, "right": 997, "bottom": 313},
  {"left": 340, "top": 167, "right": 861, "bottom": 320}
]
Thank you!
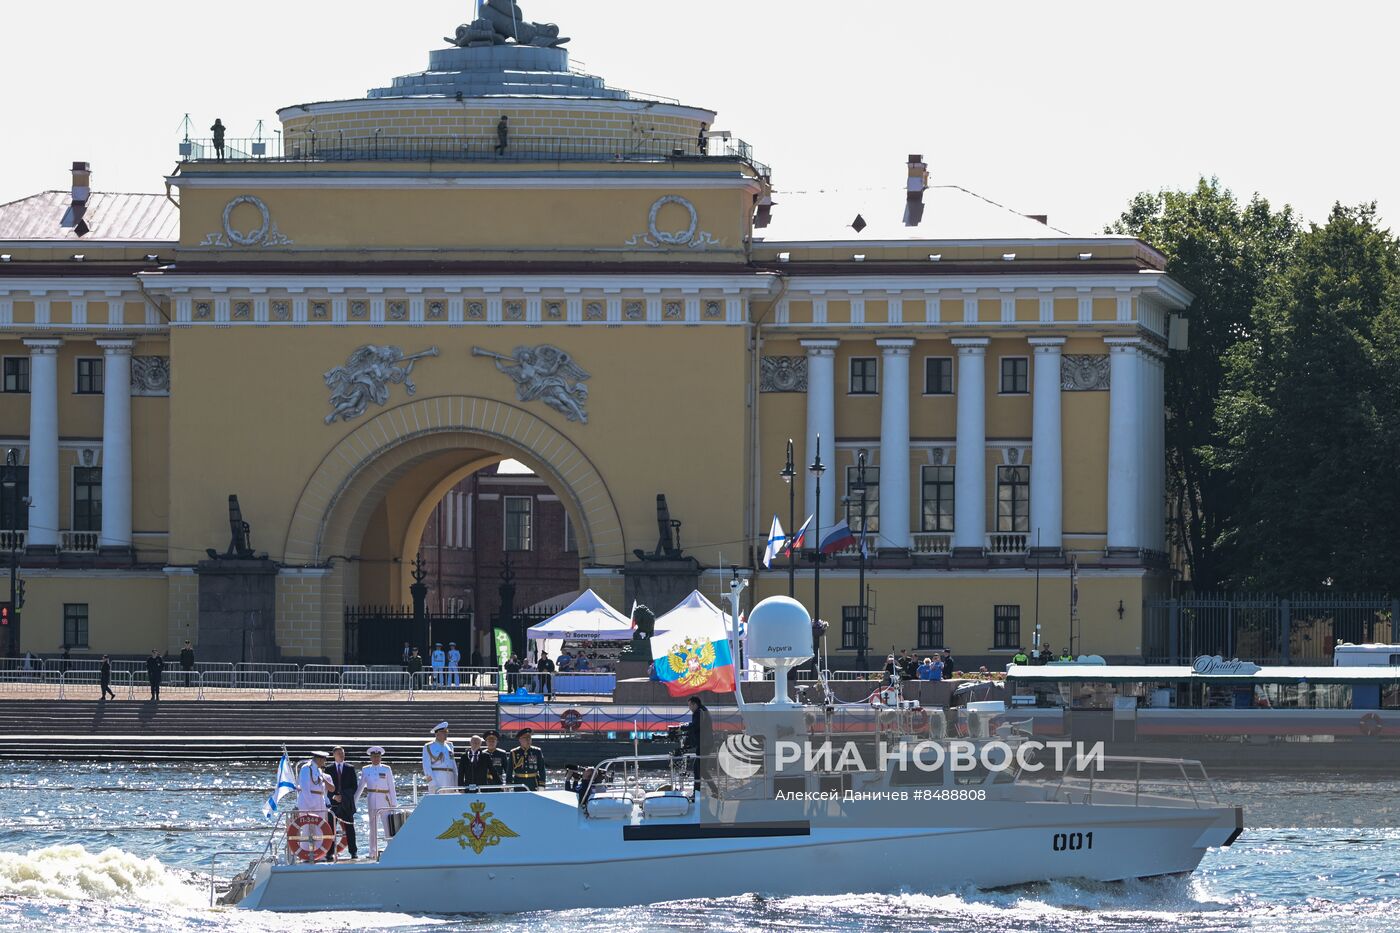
[
  {"left": 1143, "top": 592, "right": 1398, "bottom": 664},
  {"left": 180, "top": 134, "right": 769, "bottom": 177}
]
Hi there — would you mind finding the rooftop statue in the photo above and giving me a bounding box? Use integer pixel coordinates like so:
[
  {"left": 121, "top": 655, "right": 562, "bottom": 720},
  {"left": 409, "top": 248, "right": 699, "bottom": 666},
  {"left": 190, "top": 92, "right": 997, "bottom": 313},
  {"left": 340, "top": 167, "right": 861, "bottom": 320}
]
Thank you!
[{"left": 446, "top": 0, "right": 569, "bottom": 49}]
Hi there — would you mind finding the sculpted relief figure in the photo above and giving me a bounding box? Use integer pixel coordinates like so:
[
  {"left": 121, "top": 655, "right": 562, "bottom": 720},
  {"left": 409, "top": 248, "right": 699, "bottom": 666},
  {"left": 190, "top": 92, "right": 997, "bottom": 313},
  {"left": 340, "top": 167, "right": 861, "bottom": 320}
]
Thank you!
[
  {"left": 472, "top": 345, "right": 590, "bottom": 424},
  {"left": 447, "top": 0, "right": 569, "bottom": 48},
  {"left": 324, "top": 346, "right": 440, "bottom": 425}
]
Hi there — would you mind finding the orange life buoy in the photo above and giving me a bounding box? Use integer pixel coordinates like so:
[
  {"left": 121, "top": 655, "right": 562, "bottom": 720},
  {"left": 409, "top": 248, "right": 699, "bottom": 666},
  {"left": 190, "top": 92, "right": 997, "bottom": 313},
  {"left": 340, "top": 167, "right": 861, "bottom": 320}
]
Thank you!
[
  {"left": 1360, "top": 712, "right": 1383, "bottom": 737},
  {"left": 287, "top": 812, "right": 335, "bottom": 862}
]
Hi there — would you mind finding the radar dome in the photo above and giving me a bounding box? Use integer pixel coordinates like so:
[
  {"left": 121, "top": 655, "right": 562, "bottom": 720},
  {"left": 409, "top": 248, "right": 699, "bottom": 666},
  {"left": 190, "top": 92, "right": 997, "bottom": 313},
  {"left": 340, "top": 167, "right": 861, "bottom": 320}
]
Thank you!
[{"left": 745, "top": 596, "right": 814, "bottom": 668}]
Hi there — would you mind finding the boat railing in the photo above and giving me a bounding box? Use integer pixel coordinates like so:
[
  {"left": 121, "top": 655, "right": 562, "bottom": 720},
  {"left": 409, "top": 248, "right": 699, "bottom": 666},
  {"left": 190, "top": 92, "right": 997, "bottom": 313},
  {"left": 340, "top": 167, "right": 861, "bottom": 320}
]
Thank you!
[
  {"left": 206, "top": 848, "right": 269, "bottom": 907},
  {"left": 589, "top": 752, "right": 695, "bottom": 801},
  {"left": 1036, "top": 755, "right": 1220, "bottom": 808}
]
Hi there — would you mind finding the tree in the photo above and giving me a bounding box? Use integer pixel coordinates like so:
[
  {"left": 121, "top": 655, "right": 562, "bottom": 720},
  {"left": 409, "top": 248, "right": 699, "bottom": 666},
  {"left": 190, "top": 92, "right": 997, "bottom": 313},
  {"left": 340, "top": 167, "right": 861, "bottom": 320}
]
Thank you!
[
  {"left": 1218, "top": 204, "right": 1400, "bottom": 591},
  {"left": 1110, "top": 179, "right": 1298, "bottom": 589}
]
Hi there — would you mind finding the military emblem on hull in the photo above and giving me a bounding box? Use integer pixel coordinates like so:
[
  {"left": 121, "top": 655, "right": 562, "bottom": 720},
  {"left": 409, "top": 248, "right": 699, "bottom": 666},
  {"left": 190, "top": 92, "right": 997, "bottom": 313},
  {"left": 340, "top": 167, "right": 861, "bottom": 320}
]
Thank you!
[
  {"left": 438, "top": 800, "right": 519, "bottom": 855},
  {"left": 472, "top": 345, "right": 590, "bottom": 424}
]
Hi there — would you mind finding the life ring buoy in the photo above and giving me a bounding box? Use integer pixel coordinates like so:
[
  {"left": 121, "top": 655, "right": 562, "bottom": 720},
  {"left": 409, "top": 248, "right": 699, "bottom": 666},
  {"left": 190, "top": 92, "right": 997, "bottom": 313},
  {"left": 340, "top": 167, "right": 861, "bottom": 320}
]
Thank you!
[
  {"left": 287, "top": 813, "right": 335, "bottom": 862},
  {"left": 1360, "top": 712, "right": 1384, "bottom": 737}
]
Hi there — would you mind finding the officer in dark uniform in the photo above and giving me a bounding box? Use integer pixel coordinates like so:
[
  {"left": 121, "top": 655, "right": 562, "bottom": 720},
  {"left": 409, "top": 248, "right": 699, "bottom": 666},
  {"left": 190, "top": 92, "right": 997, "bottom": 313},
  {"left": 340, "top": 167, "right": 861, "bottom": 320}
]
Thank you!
[
  {"left": 683, "top": 695, "right": 719, "bottom": 796},
  {"left": 509, "top": 728, "right": 547, "bottom": 790},
  {"left": 481, "top": 729, "right": 510, "bottom": 786}
]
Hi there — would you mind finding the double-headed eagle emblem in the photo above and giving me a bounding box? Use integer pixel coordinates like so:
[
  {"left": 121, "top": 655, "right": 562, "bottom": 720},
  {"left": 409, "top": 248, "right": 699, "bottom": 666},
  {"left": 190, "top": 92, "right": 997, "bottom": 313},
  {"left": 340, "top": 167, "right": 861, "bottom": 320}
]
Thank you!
[
  {"left": 665, "top": 636, "right": 718, "bottom": 690},
  {"left": 437, "top": 801, "right": 519, "bottom": 855}
]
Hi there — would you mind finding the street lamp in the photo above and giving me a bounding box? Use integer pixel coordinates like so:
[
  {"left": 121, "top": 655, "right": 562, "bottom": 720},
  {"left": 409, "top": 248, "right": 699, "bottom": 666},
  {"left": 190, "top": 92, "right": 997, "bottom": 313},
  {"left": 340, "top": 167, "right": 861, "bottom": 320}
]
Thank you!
[
  {"left": 3, "top": 449, "right": 17, "bottom": 658},
  {"left": 808, "top": 437, "right": 826, "bottom": 649},
  {"left": 779, "top": 438, "right": 796, "bottom": 597}
]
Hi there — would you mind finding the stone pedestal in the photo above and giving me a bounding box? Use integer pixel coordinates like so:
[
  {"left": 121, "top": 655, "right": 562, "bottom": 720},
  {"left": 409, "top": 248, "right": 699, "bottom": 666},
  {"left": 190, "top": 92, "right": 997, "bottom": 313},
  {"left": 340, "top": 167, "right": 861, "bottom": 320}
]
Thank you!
[
  {"left": 195, "top": 560, "right": 280, "bottom": 664},
  {"left": 624, "top": 560, "right": 700, "bottom": 618}
]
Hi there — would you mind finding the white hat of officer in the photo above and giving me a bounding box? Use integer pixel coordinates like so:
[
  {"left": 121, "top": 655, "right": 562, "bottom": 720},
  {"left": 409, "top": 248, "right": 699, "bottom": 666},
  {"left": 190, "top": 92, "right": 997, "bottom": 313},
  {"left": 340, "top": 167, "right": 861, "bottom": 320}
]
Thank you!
[
  {"left": 433, "top": 721, "right": 450, "bottom": 733},
  {"left": 311, "top": 749, "right": 330, "bottom": 758},
  {"left": 367, "top": 745, "right": 385, "bottom": 756}
]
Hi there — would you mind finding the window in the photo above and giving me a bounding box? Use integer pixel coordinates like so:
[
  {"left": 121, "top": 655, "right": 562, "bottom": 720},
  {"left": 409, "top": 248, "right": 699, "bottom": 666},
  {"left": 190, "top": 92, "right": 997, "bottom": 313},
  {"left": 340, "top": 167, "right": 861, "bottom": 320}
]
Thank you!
[
  {"left": 76, "top": 358, "right": 104, "bottom": 395},
  {"left": 920, "top": 465, "right": 954, "bottom": 532},
  {"left": 3, "top": 358, "right": 29, "bottom": 393},
  {"left": 924, "top": 357, "right": 953, "bottom": 395},
  {"left": 73, "top": 467, "right": 102, "bottom": 532},
  {"left": 917, "top": 606, "right": 944, "bottom": 650},
  {"left": 999, "top": 357, "right": 1028, "bottom": 394},
  {"left": 563, "top": 510, "right": 578, "bottom": 553},
  {"left": 996, "top": 465, "right": 1030, "bottom": 533},
  {"left": 841, "top": 605, "right": 868, "bottom": 651},
  {"left": 504, "top": 496, "right": 533, "bottom": 551},
  {"left": 63, "top": 604, "right": 89, "bottom": 649},
  {"left": 844, "top": 464, "right": 880, "bottom": 534},
  {"left": 0, "top": 465, "right": 28, "bottom": 531},
  {"left": 848, "top": 357, "right": 878, "bottom": 395},
  {"left": 994, "top": 605, "right": 1021, "bottom": 650}
]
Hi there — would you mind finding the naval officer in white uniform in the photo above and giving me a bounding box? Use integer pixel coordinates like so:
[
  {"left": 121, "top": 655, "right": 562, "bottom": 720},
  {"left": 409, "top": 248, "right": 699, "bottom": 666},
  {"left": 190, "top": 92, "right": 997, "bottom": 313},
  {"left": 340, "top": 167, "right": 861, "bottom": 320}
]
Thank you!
[
  {"left": 296, "top": 750, "right": 335, "bottom": 817},
  {"left": 356, "top": 745, "right": 399, "bottom": 858},
  {"left": 422, "top": 722, "right": 457, "bottom": 793},
  {"left": 447, "top": 642, "right": 462, "bottom": 688}
]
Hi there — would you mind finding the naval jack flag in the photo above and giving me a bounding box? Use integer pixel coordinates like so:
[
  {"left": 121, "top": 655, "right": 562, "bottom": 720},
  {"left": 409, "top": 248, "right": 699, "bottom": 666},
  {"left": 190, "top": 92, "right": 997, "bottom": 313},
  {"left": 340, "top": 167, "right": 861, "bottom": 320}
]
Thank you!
[
  {"left": 761, "top": 515, "right": 786, "bottom": 568},
  {"left": 263, "top": 751, "right": 297, "bottom": 819}
]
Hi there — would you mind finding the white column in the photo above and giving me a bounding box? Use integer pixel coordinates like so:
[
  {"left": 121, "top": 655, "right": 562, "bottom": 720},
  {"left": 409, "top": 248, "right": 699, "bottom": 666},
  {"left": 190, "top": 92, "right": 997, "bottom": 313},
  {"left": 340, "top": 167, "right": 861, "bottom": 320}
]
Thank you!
[
  {"left": 801, "top": 340, "right": 838, "bottom": 531},
  {"left": 1106, "top": 337, "right": 1142, "bottom": 551},
  {"left": 1029, "top": 338, "right": 1065, "bottom": 552},
  {"left": 877, "top": 339, "right": 914, "bottom": 551},
  {"left": 1146, "top": 350, "right": 1166, "bottom": 553},
  {"left": 97, "top": 340, "right": 134, "bottom": 550},
  {"left": 23, "top": 339, "right": 62, "bottom": 550},
  {"left": 952, "top": 338, "right": 988, "bottom": 551}
]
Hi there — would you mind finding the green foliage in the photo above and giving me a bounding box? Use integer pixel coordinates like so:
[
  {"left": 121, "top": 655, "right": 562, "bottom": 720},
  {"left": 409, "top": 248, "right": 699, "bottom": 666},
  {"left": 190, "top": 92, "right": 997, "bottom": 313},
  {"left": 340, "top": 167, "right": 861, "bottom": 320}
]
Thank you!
[
  {"left": 1218, "top": 204, "right": 1400, "bottom": 591},
  {"left": 1110, "top": 179, "right": 1298, "bottom": 588}
]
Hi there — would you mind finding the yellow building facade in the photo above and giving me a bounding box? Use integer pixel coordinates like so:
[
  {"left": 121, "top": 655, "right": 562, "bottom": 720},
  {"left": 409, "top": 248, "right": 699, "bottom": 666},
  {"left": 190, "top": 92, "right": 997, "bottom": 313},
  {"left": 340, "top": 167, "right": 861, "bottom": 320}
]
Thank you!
[{"left": 0, "top": 25, "right": 1187, "bottom": 666}]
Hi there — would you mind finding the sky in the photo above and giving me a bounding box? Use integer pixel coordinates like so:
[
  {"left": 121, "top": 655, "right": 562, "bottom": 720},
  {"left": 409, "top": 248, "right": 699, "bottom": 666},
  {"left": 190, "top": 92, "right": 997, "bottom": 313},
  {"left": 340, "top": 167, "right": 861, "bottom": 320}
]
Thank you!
[{"left": 1, "top": 0, "right": 1395, "bottom": 236}]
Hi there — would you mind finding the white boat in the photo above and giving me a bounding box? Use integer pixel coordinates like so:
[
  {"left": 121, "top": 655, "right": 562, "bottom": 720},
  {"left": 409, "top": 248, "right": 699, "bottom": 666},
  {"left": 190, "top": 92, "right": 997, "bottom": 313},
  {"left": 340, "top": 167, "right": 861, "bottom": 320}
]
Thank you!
[{"left": 220, "top": 581, "right": 1242, "bottom": 914}]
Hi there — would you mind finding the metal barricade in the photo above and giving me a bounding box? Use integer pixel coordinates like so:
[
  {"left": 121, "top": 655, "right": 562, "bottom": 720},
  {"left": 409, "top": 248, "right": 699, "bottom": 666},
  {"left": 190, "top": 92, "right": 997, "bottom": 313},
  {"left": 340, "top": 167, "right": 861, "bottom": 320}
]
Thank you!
[{"left": 195, "top": 662, "right": 236, "bottom": 689}]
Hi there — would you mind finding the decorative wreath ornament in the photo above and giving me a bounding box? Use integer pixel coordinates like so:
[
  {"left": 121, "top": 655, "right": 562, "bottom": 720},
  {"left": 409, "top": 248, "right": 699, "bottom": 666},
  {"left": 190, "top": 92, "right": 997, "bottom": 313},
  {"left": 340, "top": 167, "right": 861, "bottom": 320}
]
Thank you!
[
  {"left": 648, "top": 195, "right": 699, "bottom": 246},
  {"left": 1360, "top": 712, "right": 1384, "bottom": 737},
  {"left": 222, "top": 195, "right": 272, "bottom": 247},
  {"left": 286, "top": 812, "right": 335, "bottom": 862}
]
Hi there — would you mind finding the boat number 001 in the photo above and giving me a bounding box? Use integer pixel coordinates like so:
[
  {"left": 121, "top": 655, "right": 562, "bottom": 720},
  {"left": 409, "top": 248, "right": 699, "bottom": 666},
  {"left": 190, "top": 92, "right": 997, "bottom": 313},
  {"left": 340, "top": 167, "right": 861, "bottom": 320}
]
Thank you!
[{"left": 1052, "top": 831, "right": 1093, "bottom": 851}]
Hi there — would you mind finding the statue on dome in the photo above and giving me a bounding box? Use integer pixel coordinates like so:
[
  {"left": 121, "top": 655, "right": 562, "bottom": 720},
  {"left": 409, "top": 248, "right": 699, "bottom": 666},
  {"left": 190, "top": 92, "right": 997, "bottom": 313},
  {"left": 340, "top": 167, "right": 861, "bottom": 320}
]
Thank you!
[{"left": 445, "top": 0, "right": 569, "bottom": 49}]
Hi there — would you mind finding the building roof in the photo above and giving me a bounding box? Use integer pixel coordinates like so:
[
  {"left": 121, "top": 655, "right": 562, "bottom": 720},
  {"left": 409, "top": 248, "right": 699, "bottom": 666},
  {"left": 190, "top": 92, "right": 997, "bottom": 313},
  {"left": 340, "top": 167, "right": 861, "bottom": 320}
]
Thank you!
[
  {"left": 0, "top": 191, "right": 178, "bottom": 242},
  {"left": 755, "top": 184, "right": 1115, "bottom": 245}
]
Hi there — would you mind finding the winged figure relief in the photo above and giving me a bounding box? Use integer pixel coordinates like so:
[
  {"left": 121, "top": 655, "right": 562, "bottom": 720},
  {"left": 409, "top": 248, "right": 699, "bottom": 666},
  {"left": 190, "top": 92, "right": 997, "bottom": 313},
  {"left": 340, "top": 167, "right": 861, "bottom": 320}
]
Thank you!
[{"left": 437, "top": 801, "right": 519, "bottom": 855}]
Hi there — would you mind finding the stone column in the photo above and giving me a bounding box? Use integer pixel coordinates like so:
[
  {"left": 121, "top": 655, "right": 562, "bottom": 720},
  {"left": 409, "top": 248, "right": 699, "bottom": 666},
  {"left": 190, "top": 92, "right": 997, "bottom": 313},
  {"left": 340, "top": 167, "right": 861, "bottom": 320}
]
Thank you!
[
  {"left": 951, "top": 338, "right": 988, "bottom": 553},
  {"left": 97, "top": 339, "right": 134, "bottom": 552},
  {"left": 1029, "top": 338, "right": 1066, "bottom": 555},
  {"left": 876, "top": 339, "right": 914, "bottom": 551},
  {"left": 1106, "top": 337, "right": 1142, "bottom": 553},
  {"left": 802, "top": 340, "right": 838, "bottom": 531},
  {"left": 23, "top": 340, "right": 62, "bottom": 551}
]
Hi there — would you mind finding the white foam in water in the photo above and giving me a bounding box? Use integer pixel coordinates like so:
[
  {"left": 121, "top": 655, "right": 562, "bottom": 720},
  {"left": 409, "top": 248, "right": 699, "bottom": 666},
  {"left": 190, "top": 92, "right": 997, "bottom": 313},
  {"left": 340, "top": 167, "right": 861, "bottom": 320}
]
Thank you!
[{"left": 0, "top": 844, "right": 206, "bottom": 907}]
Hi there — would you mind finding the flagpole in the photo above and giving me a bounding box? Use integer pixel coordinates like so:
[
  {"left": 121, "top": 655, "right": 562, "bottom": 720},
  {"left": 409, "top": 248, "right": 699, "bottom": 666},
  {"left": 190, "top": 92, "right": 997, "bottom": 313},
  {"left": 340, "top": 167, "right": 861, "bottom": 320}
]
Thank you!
[
  {"left": 781, "top": 438, "right": 796, "bottom": 597},
  {"left": 808, "top": 437, "right": 825, "bottom": 654},
  {"left": 856, "top": 449, "right": 868, "bottom": 670}
]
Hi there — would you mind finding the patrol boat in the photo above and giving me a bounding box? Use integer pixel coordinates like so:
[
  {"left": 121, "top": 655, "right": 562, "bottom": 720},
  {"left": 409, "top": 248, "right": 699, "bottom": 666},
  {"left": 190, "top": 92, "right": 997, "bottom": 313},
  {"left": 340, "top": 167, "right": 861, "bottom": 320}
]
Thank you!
[{"left": 220, "top": 580, "right": 1243, "bottom": 914}]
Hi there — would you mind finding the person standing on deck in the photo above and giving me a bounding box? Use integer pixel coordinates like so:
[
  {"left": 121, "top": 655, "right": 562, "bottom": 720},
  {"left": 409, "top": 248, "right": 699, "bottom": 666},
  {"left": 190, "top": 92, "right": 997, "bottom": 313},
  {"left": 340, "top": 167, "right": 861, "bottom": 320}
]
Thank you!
[
  {"left": 509, "top": 728, "right": 546, "bottom": 791},
  {"left": 327, "top": 746, "right": 359, "bottom": 860},
  {"left": 422, "top": 722, "right": 457, "bottom": 793},
  {"left": 481, "top": 729, "right": 509, "bottom": 786},
  {"left": 356, "top": 746, "right": 398, "bottom": 858}
]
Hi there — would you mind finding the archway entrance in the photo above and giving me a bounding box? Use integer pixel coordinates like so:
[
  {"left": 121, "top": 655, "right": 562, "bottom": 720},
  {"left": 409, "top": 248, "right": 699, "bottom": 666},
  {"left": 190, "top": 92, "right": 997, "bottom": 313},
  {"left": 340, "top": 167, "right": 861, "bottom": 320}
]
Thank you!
[{"left": 283, "top": 395, "right": 625, "bottom": 663}]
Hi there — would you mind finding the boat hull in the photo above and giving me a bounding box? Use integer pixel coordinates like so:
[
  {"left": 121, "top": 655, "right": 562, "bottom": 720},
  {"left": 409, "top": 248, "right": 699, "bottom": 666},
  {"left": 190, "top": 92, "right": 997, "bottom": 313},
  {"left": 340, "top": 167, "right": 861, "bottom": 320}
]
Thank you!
[{"left": 237, "top": 792, "right": 1242, "bottom": 913}]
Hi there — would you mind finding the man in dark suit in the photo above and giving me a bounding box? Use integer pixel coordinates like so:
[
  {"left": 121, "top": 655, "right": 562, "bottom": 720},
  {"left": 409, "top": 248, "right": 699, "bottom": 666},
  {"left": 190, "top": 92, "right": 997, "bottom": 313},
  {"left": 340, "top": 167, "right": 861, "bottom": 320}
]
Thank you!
[
  {"left": 458, "top": 734, "right": 493, "bottom": 788},
  {"left": 327, "top": 746, "right": 359, "bottom": 859}
]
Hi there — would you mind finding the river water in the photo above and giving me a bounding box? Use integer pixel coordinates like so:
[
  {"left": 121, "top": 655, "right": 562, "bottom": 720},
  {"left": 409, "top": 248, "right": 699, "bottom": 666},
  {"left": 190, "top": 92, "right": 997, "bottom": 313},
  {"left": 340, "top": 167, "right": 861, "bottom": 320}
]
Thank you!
[{"left": 0, "top": 761, "right": 1394, "bottom": 931}]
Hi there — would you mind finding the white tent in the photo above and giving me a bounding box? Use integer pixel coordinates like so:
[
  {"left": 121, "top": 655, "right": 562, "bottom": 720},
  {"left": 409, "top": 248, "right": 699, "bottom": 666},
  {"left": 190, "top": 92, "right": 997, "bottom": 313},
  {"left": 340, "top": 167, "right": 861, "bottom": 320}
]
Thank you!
[
  {"left": 653, "top": 589, "right": 734, "bottom": 635},
  {"left": 525, "top": 588, "right": 634, "bottom": 641}
]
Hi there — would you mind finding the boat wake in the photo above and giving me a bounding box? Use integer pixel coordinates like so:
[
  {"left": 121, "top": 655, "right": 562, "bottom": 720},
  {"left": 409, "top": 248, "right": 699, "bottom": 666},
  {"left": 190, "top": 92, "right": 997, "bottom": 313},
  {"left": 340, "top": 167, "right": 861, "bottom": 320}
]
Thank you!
[{"left": 0, "top": 843, "right": 205, "bottom": 906}]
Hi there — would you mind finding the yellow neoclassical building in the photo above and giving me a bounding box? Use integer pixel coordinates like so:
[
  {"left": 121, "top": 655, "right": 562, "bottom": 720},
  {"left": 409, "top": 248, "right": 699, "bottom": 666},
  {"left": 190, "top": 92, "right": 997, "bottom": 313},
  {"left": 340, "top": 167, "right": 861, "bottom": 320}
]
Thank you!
[{"left": 0, "top": 18, "right": 1188, "bottom": 666}]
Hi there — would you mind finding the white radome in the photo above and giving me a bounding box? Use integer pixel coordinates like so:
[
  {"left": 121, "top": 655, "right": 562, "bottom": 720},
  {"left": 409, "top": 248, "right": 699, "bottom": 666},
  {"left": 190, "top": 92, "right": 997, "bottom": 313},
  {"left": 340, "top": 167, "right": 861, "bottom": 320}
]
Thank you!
[{"left": 744, "top": 596, "right": 813, "bottom": 666}]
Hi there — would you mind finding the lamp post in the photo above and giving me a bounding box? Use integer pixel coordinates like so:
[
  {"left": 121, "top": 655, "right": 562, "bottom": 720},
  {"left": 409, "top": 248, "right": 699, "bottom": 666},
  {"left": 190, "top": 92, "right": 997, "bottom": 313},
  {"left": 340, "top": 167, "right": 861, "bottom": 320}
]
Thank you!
[
  {"left": 779, "top": 438, "right": 796, "bottom": 597},
  {"left": 854, "top": 448, "right": 869, "bottom": 669},
  {"left": 808, "top": 437, "right": 825, "bottom": 647},
  {"left": 3, "top": 449, "right": 17, "bottom": 657}
]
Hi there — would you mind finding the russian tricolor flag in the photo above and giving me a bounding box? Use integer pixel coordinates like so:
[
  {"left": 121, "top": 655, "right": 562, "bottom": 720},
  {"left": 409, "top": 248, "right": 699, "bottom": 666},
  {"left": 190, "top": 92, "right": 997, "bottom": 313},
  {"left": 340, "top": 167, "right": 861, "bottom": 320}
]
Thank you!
[
  {"left": 786, "top": 515, "right": 813, "bottom": 555},
  {"left": 819, "top": 519, "right": 858, "bottom": 555}
]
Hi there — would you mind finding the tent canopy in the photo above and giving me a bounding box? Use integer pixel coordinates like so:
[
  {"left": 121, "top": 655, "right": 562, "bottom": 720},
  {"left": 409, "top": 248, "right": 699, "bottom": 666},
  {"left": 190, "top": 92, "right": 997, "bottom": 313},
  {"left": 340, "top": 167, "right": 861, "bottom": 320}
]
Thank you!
[
  {"left": 654, "top": 589, "right": 731, "bottom": 635},
  {"left": 525, "top": 589, "right": 633, "bottom": 641}
]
